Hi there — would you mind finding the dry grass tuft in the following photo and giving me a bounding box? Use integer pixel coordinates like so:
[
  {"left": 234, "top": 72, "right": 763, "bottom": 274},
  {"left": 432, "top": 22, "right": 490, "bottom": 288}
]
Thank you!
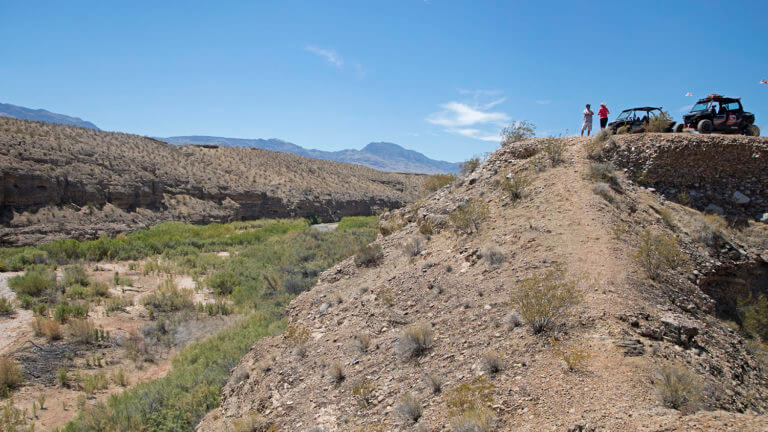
[
  {"left": 423, "top": 174, "right": 457, "bottom": 192},
  {"left": 480, "top": 351, "right": 503, "bottom": 376},
  {"left": 327, "top": 361, "right": 345, "bottom": 384},
  {"left": 592, "top": 183, "right": 614, "bottom": 203},
  {"left": 551, "top": 339, "right": 591, "bottom": 371},
  {"left": 654, "top": 365, "right": 703, "bottom": 413},
  {"left": 395, "top": 393, "right": 422, "bottom": 424},
  {"left": 395, "top": 322, "right": 433, "bottom": 361},
  {"left": 450, "top": 199, "right": 489, "bottom": 234},
  {"left": 634, "top": 229, "right": 684, "bottom": 280},
  {"left": 351, "top": 379, "right": 376, "bottom": 408},
  {"left": 423, "top": 371, "right": 443, "bottom": 394},
  {"left": 402, "top": 236, "right": 426, "bottom": 257},
  {"left": 0, "top": 357, "right": 22, "bottom": 397},
  {"left": 479, "top": 245, "right": 505, "bottom": 266},
  {"left": 496, "top": 171, "right": 532, "bottom": 202},
  {"left": 355, "top": 244, "right": 384, "bottom": 267},
  {"left": 542, "top": 138, "right": 567, "bottom": 166}
]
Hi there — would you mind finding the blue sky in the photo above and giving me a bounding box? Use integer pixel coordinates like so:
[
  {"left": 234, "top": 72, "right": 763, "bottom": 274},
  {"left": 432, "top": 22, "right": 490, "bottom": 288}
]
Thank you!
[{"left": 1, "top": 1, "right": 766, "bottom": 162}]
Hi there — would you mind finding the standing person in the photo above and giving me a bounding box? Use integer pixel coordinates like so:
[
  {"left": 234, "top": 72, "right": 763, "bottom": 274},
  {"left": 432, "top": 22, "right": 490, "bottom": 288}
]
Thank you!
[
  {"left": 598, "top": 103, "right": 610, "bottom": 129},
  {"left": 581, "top": 104, "right": 594, "bottom": 137}
]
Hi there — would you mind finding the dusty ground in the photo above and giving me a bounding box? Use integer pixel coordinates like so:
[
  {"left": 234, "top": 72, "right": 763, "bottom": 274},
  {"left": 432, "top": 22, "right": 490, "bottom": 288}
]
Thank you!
[
  {"left": 199, "top": 137, "right": 768, "bottom": 431},
  {"left": 1, "top": 260, "right": 230, "bottom": 431}
]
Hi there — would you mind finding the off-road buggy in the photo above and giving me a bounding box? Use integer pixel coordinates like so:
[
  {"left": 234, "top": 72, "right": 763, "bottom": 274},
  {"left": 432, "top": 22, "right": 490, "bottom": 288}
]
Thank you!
[
  {"left": 675, "top": 94, "right": 759, "bottom": 136},
  {"left": 607, "top": 107, "right": 675, "bottom": 133}
]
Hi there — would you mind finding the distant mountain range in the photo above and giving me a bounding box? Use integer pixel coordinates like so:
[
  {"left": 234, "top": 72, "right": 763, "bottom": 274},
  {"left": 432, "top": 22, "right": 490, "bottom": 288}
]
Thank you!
[
  {"left": 0, "top": 102, "right": 458, "bottom": 174},
  {"left": 162, "top": 136, "right": 460, "bottom": 174},
  {"left": 0, "top": 103, "right": 99, "bottom": 130}
]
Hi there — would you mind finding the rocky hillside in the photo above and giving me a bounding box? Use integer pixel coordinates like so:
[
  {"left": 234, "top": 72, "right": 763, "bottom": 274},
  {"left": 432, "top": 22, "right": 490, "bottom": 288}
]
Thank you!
[
  {"left": 0, "top": 117, "right": 424, "bottom": 246},
  {"left": 163, "top": 136, "right": 461, "bottom": 174},
  {"left": 198, "top": 134, "right": 768, "bottom": 431}
]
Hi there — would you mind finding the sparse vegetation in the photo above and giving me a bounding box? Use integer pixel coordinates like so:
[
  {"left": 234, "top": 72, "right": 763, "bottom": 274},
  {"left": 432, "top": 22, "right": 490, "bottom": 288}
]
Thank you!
[
  {"left": 351, "top": 334, "right": 371, "bottom": 354},
  {"left": 500, "top": 121, "right": 536, "bottom": 146},
  {"left": 424, "top": 173, "right": 457, "bottom": 192},
  {"left": 395, "top": 393, "right": 422, "bottom": 424},
  {"left": 0, "top": 298, "right": 14, "bottom": 317},
  {"left": 68, "top": 318, "right": 96, "bottom": 344},
  {"left": 587, "top": 162, "right": 614, "bottom": 182},
  {"left": 696, "top": 213, "right": 727, "bottom": 247},
  {"left": 9, "top": 267, "right": 56, "bottom": 299},
  {"left": 351, "top": 379, "right": 376, "bottom": 408},
  {"left": 0, "top": 357, "right": 22, "bottom": 397},
  {"left": 541, "top": 137, "right": 567, "bottom": 166},
  {"left": 645, "top": 111, "right": 674, "bottom": 132},
  {"left": 551, "top": 338, "right": 591, "bottom": 371},
  {"left": 423, "top": 371, "right": 443, "bottom": 394},
  {"left": 449, "top": 199, "right": 489, "bottom": 234},
  {"left": 402, "top": 236, "right": 425, "bottom": 257},
  {"left": 634, "top": 229, "right": 683, "bottom": 280},
  {"left": 592, "top": 183, "right": 614, "bottom": 203},
  {"left": 327, "top": 361, "right": 345, "bottom": 384},
  {"left": 447, "top": 378, "right": 496, "bottom": 432},
  {"left": 355, "top": 244, "right": 384, "bottom": 268},
  {"left": 35, "top": 316, "right": 63, "bottom": 341},
  {"left": 395, "top": 321, "right": 433, "bottom": 361},
  {"left": 141, "top": 279, "right": 194, "bottom": 312},
  {"left": 584, "top": 129, "right": 612, "bottom": 160},
  {"left": 738, "top": 293, "right": 768, "bottom": 341},
  {"left": 479, "top": 245, "right": 505, "bottom": 266},
  {"left": 617, "top": 125, "right": 631, "bottom": 134},
  {"left": 496, "top": 171, "right": 532, "bottom": 202},
  {"left": 510, "top": 268, "right": 581, "bottom": 333},
  {"left": 654, "top": 365, "right": 703, "bottom": 413},
  {"left": 460, "top": 157, "right": 481, "bottom": 176},
  {"left": 480, "top": 351, "right": 503, "bottom": 376}
]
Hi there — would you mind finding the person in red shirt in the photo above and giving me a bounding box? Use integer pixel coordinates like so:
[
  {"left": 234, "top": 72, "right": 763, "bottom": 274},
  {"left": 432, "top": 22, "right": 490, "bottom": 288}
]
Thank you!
[{"left": 598, "top": 103, "right": 610, "bottom": 129}]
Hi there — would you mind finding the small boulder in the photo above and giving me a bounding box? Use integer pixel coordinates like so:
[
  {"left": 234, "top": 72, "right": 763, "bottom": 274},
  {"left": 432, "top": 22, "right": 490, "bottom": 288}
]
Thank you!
[{"left": 732, "top": 191, "right": 750, "bottom": 205}]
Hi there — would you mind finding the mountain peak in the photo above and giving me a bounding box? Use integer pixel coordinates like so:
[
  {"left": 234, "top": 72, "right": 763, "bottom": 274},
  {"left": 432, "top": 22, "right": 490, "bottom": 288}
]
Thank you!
[{"left": 0, "top": 102, "right": 99, "bottom": 130}]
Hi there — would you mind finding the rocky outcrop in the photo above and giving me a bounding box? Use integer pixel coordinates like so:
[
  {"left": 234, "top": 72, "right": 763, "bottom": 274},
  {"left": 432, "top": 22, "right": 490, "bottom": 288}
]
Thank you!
[
  {"left": 602, "top": 133, "right": 768, "bottom": 220},
  {"left": 0, "top": 117, "right": 425, "bottom": 245}
]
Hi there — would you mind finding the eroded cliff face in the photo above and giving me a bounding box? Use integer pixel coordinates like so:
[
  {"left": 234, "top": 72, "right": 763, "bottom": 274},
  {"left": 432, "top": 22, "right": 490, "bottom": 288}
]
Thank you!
[
  {"left": 603, "top": 134, "right": 768, "bottom": 219},
  {"left": 0, "top": 118, "right": 424, "bottom": 245}
]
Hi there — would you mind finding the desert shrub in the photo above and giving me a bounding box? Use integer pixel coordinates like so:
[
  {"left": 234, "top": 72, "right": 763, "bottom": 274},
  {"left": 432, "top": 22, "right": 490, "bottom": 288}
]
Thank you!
[
  {"left": 203, "top": 301, "right": 233, "bottom": 316},
  {"left": 500, "top": 121, "right": 536, "bottom": 146},
  {"left": 541, "top": 138, "right": 567, "bottom": 166},
  {"left": 8, "top": 267, "right": 56, "bottom": 298},
  {"left": 112, "top": 272, "right": 133, "bottom": 287},
  {"left": 480, "top": 351, "right": 503, "bottom": 376},
  {"left": 354, "top": 244, "right": 384, "bottom": 268},
  {"left": 0, "top": 357, "right": 22, "bottom": 397},
  {"left": 447, "top": 378, "right": 496, "bottom": 432},
  {"left": 395, "top": 393, "right": 422, "bottom": 423},
  {"left": 4, "top": 248, "right": 49, "bottom": 271},
  {"left": 738, "top": 293, "right": 768, "bottom": 341},
  {"left": 351, "top": 333, "right": 371, "bottom": 354},
  {"left": 584, "top": 129, "right": 612, "bottom": 160},
  {"left": 587, "top": 162, "right": 614, "bottom": 182},
  {"left": 402, "top": 236, "right": 425, "bottom": 257},
  {"left": 284, "top": 324, "right": 310, "bottom": 356},
  {"left": 645, "top": 111, "right": 674, "bottom": 132},
  {"left": 658, "top": 207, "right": 676, "bottom": 229},
  {"left": 510, "top": 268, "right": 581, "bottom": 333},
  {"left": 654, "top": 365, "right": 703, "bottom": 413},
  {"left": 327, "top": 361, "right": 345, "bottom": 384},
  {"left": 142, "top": 279, "right": 194, "bottom": 312},
  {"left": 337, "top": 216, "right": 378, "bottom": 230},
  {"left": 111, "top": 368, "right": 128, "bottom": 387},
  {"left": 696, "top": 214, "right": 728, "bottom": 247},
  {"left": 206, "top": 270, "right": 239, "bottom": 296},
  {"left": 63, "top": 265, "right": 90, "bottom": 287},
  {"left": 504, "top": 311, "right": 522, "bottom": 329},
  {"left": 68, "top": 318, "right": 96, "bottom": 344},
  {"left": 54, "top": 302, "right": 89, "bottom": 323},
  {"left": 592, "top": 183, "right": 614, "bottom": 203},
  {"left": 81, "top": 371, "right": 109, "bottom": 395},
  {"left": 105, "top": 295, "right": 131, "bottom": 313},
  {"left": 479, "top": 245, "right": 505, "bottom": 266},
  {"left": 418, "top": 220, "right": 434, "bottom": 236},
  {"left": 0, "top": 298, "right": 14, "bottom": 317},
  {"left": 231, "top": 412, "right": 275, "bottom": 432},
  {"left": 450, "top": 199, "right": 489, "bottom": 234},
  {"left": 617, "top": 125, "right": 631, "bottom": 134},
  {"left": 66, "top": 284, "right": 89, "bottom": 300},
  {"left": 634, "top": 229, "right": 683, "bottom": 280},
  {"left": 38, "top": 316, "right": 62, "bottom": 341},
  {"left": 460, "top": 157, "right": 481, "bottom": 176},
  {"left": 352, "top": 379, "right": 376, "bottom": 408},
  {"left": 551, "top": 338, "right": 591, "bottom": 371},
  {"left": 496, "top": 171, "right": 532, "bottom": 201},
  {"left": 423, "top": 372, "right": 443, "bottom": 394},
  {"left": 57, "top": 367, "right": 69, "bottom": 387},
  {"left": 395, "top": 321, "right": 433, "bottom": 361},
  {"left": 424, "top": 174, "right": 457, "bottom": 192}
]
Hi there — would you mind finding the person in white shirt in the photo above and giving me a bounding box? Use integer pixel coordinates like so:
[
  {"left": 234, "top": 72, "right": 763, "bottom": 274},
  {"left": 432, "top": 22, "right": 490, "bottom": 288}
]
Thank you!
[{"left": 581, "top": 104, "right": 594, "bottom": 137}]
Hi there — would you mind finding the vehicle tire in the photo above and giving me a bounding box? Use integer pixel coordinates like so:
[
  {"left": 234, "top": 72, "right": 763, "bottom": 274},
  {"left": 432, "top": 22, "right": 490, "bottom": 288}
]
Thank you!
[
  {"left": 674, "top": 123, "right": 685, "bottom": 133},
  {"left": 697, "top": 119, "right": 713, "bottom": 134},
  {"left": 744, "top": 125, "right": 760, "bottom": 136}
]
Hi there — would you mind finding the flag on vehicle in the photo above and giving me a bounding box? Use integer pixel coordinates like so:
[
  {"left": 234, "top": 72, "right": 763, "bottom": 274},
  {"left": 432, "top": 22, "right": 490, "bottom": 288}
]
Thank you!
[{"left": 685, "top": 92, "right": 693, "bottom": 96}]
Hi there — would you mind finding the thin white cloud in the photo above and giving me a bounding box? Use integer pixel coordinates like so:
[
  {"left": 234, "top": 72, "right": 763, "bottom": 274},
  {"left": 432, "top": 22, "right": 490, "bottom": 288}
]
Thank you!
[
  {"left": 427, "top": 94, "right": 510, "bottom": 142},
  {"left": 427, "top": 101, "right": 510, "bottom": 128},
  {"left": 536, "top": 100, "right": 552, "bottom": 105},
  {"left": 305, "top": 45, "right": 343, "bottom": 68}
]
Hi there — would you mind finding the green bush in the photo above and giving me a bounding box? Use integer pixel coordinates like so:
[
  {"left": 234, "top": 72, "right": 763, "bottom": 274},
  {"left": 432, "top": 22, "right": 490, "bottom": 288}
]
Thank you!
[
  {"left": 510, "top": 268, "right": 581, "bottom": 333},
  {"left": 54, "top": 302, "right": 89, "bottom": 323},
  {"left": 395, "top": 322, "right": 433, "bottom": 361},
  {"left": 500, "top": 121, "right": 536, "bottom": 146},
  {"left": 496, "top": 171, "right": 532, "bottom": 202},
  {"left": 337, "top": 216, "right": 378, "bottom": 230},
  {"left": 634, "top": 229, "right": 683, "bottom": 280},
  {"left": 460, "top": 157, "right": 481, "bottom": 176},
  {"left": 142, "top": 280, "right": 194, "bottom": 313},
  {"left": 0, "top": 298, "right": 14, "bottom": 317},
  {"left": 423, "top": 174, "right": 457, "bottom": 192},
  {"left": 63, "top": 265, "right": 90, "bottom": 287},
  {"left": 738, "top": 293, "right": 768, "bottom": 341},
  {"left": 645, "top": 111, "right": 674, "bottom": 132},
  {"left": 449, "top": 199, "right": 489, "bottom": 234},
  {"left": 654, "top": 365, "right": 702, "bottom": 413},
  {"left": 542, "top": 138, "right": 567, "bottom": 166},
  {"left": 0, "top": 357, "right": 22, "bottom": 397},
  {"left": 9, "top": 267, "right": 56, "bottom": 298}
]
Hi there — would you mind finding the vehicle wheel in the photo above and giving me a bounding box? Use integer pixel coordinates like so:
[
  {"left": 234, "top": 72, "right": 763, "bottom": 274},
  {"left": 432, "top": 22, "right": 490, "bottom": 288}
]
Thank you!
[
  {"left": 674, "top": 123, "right": 685, "bottom": 133},
  {"left": 744, "top": 125, "right": 760, "bottom": 136},
  {"left": 697, "top": 119, "right": 713, "bottom": 134}
]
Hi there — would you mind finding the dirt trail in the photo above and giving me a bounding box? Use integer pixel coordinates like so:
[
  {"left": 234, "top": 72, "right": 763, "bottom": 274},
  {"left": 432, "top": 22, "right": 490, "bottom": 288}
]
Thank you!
[{"left": 0, "top": 272, "right": 33, "bottom": 354}]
